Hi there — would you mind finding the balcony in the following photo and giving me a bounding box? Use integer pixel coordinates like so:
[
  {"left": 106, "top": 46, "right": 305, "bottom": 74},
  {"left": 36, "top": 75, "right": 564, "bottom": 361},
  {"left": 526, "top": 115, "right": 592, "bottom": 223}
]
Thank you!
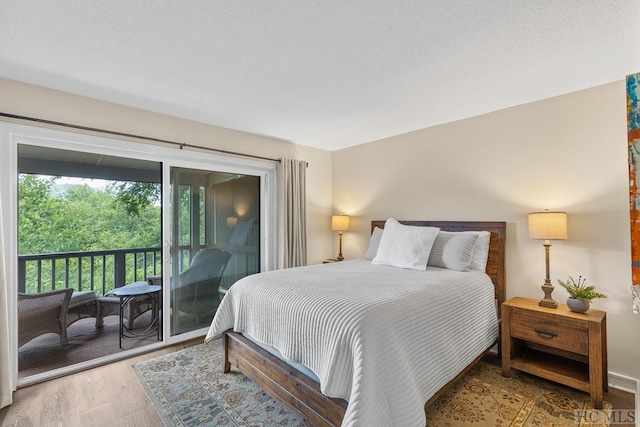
[
  {"left": 18, "top": 246, "right": 164, "bottom": 378},
  {"left": 18, "top": 243, "right": 257, "bottom": 377}
]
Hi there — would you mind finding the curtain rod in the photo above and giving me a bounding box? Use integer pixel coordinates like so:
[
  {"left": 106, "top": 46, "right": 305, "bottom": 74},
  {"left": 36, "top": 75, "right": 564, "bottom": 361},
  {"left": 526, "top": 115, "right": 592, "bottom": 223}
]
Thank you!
[{"left": 0, "top": 112, "right": 281, "bottom": 163}]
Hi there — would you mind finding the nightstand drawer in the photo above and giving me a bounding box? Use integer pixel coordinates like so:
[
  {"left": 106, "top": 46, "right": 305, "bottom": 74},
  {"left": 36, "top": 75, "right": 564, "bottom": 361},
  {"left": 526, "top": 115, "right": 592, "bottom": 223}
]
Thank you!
[{"left": 510, "top": 313, "right": 588, "bottom": 355}]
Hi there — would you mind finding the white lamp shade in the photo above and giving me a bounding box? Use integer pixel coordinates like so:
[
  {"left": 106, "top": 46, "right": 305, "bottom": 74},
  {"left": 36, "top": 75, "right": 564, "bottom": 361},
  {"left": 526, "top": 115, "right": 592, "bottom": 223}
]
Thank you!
[
  {"left": 331, "top": 215, "right": 350, "bottom": 231},
  {"left": 528, "top": 211, "right": 567, "bottom": 240},
  {"left": 226, "top": 216, "right": 238, "bottom": 227}
]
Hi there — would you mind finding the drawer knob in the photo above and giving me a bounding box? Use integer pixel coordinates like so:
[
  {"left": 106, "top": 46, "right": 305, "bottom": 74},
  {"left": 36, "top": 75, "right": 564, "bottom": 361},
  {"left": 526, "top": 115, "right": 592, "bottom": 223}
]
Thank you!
[{"left": 534, "top": 329, "right": 558, "bottom": 339}]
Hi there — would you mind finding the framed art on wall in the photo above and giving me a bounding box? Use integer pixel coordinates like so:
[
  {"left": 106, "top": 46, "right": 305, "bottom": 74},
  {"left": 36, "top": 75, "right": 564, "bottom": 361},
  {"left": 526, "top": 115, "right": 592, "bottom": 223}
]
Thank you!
[{"left": 627, "top": 72, "right": 640, "bottom": 313}]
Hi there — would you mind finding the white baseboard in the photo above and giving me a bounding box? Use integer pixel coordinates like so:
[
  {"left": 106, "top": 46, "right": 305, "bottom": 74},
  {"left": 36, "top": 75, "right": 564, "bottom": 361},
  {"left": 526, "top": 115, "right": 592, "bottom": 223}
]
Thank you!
[{"left": 608, "top": 371, "right": 638, "bottom": 396}]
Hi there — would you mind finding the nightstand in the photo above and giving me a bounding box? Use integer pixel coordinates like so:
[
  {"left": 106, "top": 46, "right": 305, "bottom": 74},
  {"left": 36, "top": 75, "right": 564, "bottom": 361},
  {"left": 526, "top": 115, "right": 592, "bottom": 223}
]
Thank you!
[
  {"left": 323, "top": 259, "right": 341, "bottom": 264},
  {"left": 501, "top": 297, "right": 608, "bottom": 408}
]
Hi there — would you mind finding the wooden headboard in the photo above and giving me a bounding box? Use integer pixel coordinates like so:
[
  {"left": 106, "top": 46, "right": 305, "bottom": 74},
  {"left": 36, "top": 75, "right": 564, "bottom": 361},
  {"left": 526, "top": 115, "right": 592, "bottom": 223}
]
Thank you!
[{"left": 371, "top": 220, "right": 507, "bottom": 308}]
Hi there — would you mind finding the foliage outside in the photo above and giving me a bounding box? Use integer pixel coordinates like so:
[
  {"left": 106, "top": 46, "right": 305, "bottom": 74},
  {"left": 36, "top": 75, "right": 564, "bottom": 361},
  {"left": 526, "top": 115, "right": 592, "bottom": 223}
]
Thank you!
[
  {"left": 557, "top": 276, "right": 607, "bottom": 302},
  {"left": 19, "top": 174, "right": 161, "bottom": 294}
]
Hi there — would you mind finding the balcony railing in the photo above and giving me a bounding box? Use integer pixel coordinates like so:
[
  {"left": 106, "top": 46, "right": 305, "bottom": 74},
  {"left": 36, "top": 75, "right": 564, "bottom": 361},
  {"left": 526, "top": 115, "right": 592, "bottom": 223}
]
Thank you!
[{"left": 18, "top": 247, "right": 162, "bottom": 296}]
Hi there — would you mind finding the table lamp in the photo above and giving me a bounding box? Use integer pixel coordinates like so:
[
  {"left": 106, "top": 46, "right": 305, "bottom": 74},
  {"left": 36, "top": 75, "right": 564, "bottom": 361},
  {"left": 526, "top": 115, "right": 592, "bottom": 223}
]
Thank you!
[
  {"left": 528, "top": 211, "right": 568, "bottom": 308},
  {"left": 226, "top": 216, "right": 238, "bottom": 227},
  {"left": 331, "top": 215, "right": 350, "bottom": 261}
]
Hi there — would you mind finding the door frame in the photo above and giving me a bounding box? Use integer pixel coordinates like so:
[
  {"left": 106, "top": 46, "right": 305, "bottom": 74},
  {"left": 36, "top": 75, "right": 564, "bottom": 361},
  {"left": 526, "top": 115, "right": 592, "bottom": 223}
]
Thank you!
[{"left": 0, "top": 122, "right": 277, "bottom": 387}]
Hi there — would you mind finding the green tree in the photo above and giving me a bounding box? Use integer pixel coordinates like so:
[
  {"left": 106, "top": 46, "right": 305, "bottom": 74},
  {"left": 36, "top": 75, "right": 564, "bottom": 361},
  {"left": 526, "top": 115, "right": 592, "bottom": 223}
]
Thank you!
[
  {"left": 18, "top": 174, "right": 162, "bottom": 293},
  {"left": 113, "top": 181, "right": 161, "bottom": 217},
  {"left": 19, "top": 175, "right": 161, "bottom": 254},
  {"left": 18, "top": 174, "right": 62, "bottom": 254}
]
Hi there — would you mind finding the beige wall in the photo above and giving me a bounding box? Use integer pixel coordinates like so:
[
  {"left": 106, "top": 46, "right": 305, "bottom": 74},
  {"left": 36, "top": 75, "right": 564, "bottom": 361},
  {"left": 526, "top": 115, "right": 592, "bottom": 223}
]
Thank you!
[
  {"left": 333, "top": 80, "right": 640, "bottom": 384},
  {"left": 0, "top": 78, "right": 333, "bottom": 265}
]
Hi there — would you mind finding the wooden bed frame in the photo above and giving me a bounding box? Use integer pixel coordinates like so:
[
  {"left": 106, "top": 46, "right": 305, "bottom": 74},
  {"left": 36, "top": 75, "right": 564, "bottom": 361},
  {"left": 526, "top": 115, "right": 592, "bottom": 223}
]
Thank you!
[{"left": 223, "top": 220, "right": 506, "bottom": 426}]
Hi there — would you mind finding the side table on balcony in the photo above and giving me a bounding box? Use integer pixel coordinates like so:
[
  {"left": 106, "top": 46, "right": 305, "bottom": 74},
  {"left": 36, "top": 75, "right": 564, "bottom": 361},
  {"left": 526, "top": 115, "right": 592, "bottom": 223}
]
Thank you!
[{"left": 110, "top": 283, "right": 162, "bottom": 348}]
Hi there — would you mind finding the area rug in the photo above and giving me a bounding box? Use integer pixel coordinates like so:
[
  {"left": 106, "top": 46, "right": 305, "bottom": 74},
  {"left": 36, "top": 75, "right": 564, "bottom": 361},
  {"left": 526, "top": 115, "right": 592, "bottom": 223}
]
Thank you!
[{"left": 134, "top": 340, "right": 612, "bottom": 426}]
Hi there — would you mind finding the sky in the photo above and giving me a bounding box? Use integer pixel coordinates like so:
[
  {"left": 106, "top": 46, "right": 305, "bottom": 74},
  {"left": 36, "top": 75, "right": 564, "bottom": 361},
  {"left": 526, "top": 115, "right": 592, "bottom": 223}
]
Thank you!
[{"left": 54, "top": 176, "right": 110, "bottom": 190}]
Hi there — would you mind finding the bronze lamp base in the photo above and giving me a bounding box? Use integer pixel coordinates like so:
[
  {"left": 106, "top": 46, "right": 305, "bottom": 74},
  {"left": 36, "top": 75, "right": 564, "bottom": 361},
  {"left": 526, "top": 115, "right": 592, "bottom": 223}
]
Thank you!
[{"left": 538, "top": 283, "right": 558, "bottom": 308}]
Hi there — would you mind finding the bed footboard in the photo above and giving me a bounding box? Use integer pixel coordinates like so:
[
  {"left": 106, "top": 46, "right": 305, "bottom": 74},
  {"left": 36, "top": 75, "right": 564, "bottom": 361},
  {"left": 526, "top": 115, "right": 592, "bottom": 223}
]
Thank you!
[
  {"left": 223, "top": 330, "right": 495, "bottom": 427},
  {"left": 223, "top": 330, "right": 347, "bottom": 427}
]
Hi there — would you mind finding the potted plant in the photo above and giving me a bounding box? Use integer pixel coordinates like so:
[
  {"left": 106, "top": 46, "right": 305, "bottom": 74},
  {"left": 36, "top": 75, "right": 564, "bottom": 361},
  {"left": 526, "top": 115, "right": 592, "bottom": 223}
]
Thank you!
[{"left": 557, "top": 276, "right": 607, "bottom": 313}]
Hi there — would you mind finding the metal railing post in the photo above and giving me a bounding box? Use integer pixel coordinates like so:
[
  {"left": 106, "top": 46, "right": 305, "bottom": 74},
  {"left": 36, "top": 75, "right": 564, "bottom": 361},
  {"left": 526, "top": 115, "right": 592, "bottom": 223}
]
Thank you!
[
  {"left": 18, "top": 258, "right": 26, "bottom": 293},
  {"left": 114, "top": 252, "right": 126, "bottom": 289}
]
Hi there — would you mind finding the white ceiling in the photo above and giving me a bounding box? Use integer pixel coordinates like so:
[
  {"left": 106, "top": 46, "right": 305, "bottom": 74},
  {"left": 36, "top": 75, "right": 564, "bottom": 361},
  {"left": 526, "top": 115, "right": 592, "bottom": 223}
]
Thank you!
[{"left": 1, "top": 1, "right": 639, "bottom": 151}]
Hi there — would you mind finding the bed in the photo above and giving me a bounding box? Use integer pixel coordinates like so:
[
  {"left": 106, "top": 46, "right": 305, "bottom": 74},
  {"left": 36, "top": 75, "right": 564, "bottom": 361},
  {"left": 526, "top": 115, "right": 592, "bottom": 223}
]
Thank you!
[{"left": 205, "top": 220, "right": 506, "bottom": 426}]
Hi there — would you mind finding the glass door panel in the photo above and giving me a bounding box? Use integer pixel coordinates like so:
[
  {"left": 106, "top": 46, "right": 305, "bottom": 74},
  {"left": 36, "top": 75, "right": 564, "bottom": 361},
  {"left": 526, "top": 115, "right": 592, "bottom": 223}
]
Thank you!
[
  {"left": 170, "top": 167, "right": 260, "bottom": 336},
  {"left": 16, "top": 144, "right": 162, "bottom": 377}
]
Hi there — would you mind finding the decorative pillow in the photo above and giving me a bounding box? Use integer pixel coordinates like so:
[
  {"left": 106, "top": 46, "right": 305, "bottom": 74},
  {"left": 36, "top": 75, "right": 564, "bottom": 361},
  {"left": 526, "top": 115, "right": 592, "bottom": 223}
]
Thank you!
[
  {"left": 371, "top": 218, "right": 440, "bottom": 270},
  {"left": 467, "top": 230, "right": 491, "bottom": 272},
  {"left": 427, "top": 231, "right": 478, "bottom": 272},
  {"left": 229, "top": 219, "right": 255, "bottom": 245},
  {"left": 365, "top": 226, "right": 384, "bottom": 260}
]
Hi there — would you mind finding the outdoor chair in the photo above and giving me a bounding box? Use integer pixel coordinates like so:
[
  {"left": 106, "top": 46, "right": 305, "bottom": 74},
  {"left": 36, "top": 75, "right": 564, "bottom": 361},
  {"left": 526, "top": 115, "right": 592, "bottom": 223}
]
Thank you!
[
  {"left": 18, "top": 288, "right": 73, "bottom": 348},
  {"left": 66, "top": 290, "right": 98, "bottom": 327},
  {"left": 173, "top": 248, "right": 231, "bottom": 323}
]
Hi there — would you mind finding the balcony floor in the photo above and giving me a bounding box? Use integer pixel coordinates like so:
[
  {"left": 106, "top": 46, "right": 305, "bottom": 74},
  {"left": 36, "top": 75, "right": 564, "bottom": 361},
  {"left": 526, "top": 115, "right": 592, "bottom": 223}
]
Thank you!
[{"left": 19, "top": 311, "right": 161, "bottom": 379}]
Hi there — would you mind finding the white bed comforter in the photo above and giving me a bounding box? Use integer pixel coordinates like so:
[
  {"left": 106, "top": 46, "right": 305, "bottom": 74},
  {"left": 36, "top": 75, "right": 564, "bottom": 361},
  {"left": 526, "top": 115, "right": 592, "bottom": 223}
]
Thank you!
[{"left": 205, "top": 259, "right": 498, "bottom": 427}]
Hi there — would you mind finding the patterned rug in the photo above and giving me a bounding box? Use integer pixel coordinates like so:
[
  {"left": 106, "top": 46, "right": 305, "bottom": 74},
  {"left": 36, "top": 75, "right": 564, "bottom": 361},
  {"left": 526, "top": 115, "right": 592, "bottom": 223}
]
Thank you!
[{"left": 133, "top": 340, "right": 612, "bottom": 426}]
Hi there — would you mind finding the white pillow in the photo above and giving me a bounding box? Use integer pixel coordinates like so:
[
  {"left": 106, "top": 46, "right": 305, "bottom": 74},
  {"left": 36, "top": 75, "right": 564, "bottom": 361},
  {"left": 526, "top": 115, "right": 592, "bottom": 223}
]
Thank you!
[
  {"left": 229, "top": 219, "right": 255, "bottom": 245},
  {"left": 427, "top": 231, "right": 478, "bottom": 272},
  {"left": 365, "top": 226, "right": 384, "bottom": 260},
  {"left": 371, "top": 218, "right": 440, "bottom": 270},
  {"left": 468, "top": 230, "right": 491, "bottom": 272}
]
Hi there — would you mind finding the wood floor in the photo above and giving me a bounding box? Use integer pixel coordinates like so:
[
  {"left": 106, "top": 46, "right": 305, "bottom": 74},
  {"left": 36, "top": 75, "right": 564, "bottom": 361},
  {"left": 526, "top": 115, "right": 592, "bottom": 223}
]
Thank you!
[
  {"left": 1, "top": 337, "right": 203, "bottom": 427},
  {"left": 1, "top": 344, "right": 636, "bottom": 427}
]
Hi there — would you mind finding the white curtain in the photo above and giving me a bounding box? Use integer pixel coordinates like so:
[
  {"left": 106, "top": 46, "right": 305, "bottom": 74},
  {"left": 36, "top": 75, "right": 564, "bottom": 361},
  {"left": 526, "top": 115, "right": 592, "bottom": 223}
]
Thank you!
[
  {"left": 0, "top": 198, "right": 12, "bottom": 409},
  {"left": 277, "top": 158, "right": 307, "bottom": 268}
]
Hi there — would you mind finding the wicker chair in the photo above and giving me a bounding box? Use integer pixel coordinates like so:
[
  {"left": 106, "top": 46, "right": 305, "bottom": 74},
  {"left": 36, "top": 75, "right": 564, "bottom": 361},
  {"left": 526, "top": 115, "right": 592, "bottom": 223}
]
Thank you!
[
  {"left": 66, "top": 291, "right": 98, "bottom": 327},
  {"left": 18, "top": 288, "right": 73, "bottom": 348},
  {"left": 173, "top": 248, "right": 231, "bottom": 323}
]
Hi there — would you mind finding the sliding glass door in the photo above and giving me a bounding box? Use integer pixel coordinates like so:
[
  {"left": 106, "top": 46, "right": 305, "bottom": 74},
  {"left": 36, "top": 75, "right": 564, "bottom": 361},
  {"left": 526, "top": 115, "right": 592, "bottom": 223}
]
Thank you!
[
  {"left": 1, "top": 121, "right": 277, "bottom": 386},
  {"left": 170, "top": 167, "right": 260, "bottom": 336}
]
